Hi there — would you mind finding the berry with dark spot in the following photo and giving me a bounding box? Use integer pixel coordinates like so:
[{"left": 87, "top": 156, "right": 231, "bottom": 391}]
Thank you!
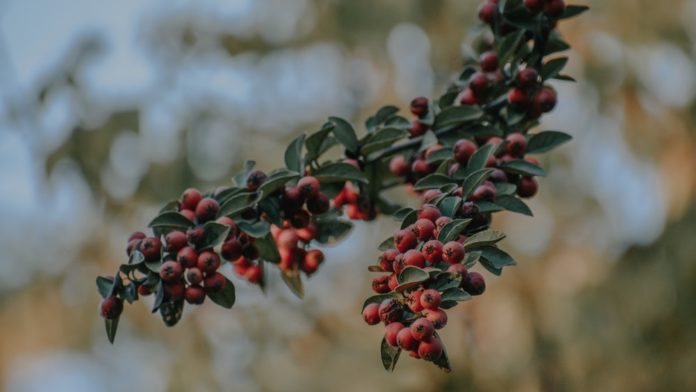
[
  {"left": 140, "top": 237, "right": 162, "bottom": 261},
  {"left": 443, "top": 241, "right": 465, "bottom": 264},
  {"left": 410, "top": 96, "right": 429, "bottom": 117},
  {"left": 160, "top": 260, "right": 183, "bottom": 283},
  {"left": 393, "top": 229, "right": 418, "bottom": 253},
  {"left": 100, "top": 296, "right": 123, "bottom": 319},
  {"left": 185, "top": 285, "right": 206, "bottom": 305},
  {"left": 297, "top": 176, "right": 320, "bottom": 199},
  {"left": 177, "top": 246, "right": 198, "bottom": 268},
  {"left": 410, "top": 317, "right": 435, "bottom": 341},
  {"left": 195, "top": 198, "right": 220, "bottom": 223},
  {"left": 422, "top": 240, "right": 444, "bottom": 264},
  {"left": 385, "top": 322, "right": 405, "bottom": 347},
  {"left": 197, "top": 251, "right": 220, "bottom": 274},
  {"left": 420, "top": 289, "right": 442, "bottom": 310},
  {"left": 204, "top": 272, "right": 227, "bottom": 293},
  {"left": 165, "top": 231, "right": 188, "bottom": 253}
]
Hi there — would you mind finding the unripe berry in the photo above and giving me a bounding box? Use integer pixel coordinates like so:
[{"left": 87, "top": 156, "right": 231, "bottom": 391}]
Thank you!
[
  {"left": 442, "top": 241, "right": 465, "bottom": 264},
  {"left": 410, "top": 317, "right": 435, "bottom": 341},
  {"left": 508, "top": 87, "right": 529, "bottom": 107},
  {"left": 163, "top": 281, "right": 185, "bottom": 300},
  {"left": 165, "top": 231, "right": 188, "bottom": 253},
  {"left": 396, "top": 327, "right": 419, "bottom": 351},
  {"left": 453, "top": 139, "right": 477, "bottom": 165},
  {"left": 372, "top": 275, "right": 391, "bottom": 294},
  {"left": 140, "top": 237, "right": 162, "bottom": 261},
  {"left": 413, "top": 218, "right": 435, "bottom": 241},
  {"left": 186, "top": 226, "right": 205, "bottom": 248},
  {"left": 160, "top": 260, "right": 183, "bottom": 283},
  {"left": 385, "top": 322, "right": 405, "bottom": 347},
  {"left": 185, "top": 285, "right": 206, "bottom": 305},
  {"left": 302, "top": 249, "right": 324, "bottom": 275},
  {"left": 418, "top": 338, "right": 444, "bottom": 361},
  {"left": 425, "top": 309, "right": 448, "bottom": 329},
  {"left": 408, "top": 120, "right": 429, "bottom": 137},
  {"left": 403, "top": 249, "right": 426, "bottom": 269},
  {"left": 447, "top": 263, "right": 468, "bottom": 278},
  {"left": 480, "top": 51, "right": 498, "bottom": 72},
  {"left": 420, "top": 289, "right": 442, "bottom": 310},
  {"left": 469, "top": 72, "right": 490, "bottom": 95},
  {"left": 422, "top": 240, "right": 444, "bottom": 264},
  {"left": 517, "top": 68, "right": 539, "bottom": 88},
  {"left": 363, "top": 303, "right": 381, "bottom": 325},
  {"left": 100, "top": 296, "right": 123, "bottom": 319},
  {"left": 517, "top": 176, "right": 538, "bottom": 198},
  {"left": 408, "top": 290, "right": 424, "bottom": 312},
  {"left": 459, "top": 88, "right": 478, "bottom": 106},
  {"left": 197, "top": 251, "right": 220, "bottom": 274},
  {"left": 418, "top": 204, "right": 442, "bottom": 223},
  {"left": 524, "top": 0, "right": 544, "bottom": 13},
  {"left": 378, "top": 299, "right": 403, "bottom": 324},
  {"left": 204, "top": 272, "right": 227, "bottom": 293},
  {"left": 195, "top": 198, "right": 220, "bottom": 223},
  {"left": 544, "top": 0, "right": 565, "bottom": 16},
  {"left": 177, "top": 246, "right": 198, "bottom": 268},
  {"left": 393, "top": 229, "right": 418, "bottom": 253},
  {"left": 289, "top": 209, "right": 310, "bottom": 229},
  {"left": 534, "top": 87, "right": 557, "bottom": 113},
  {"left": 410, "top": 96, "right": 429, "bottom": 117},
  {"left": 297, "top": 176, "right": 320, "bottom": 199},
  {"left": 277, "top": 229, "right": 299, "bottom": 249},
  {"left": 246, "top": 170, "right": 267, "bottom": 192},
  {"left": 221, "top": 238, "right": 242, "bottom": 261},
  {"left": 478, "top": 1, "right": 497, "bottom": 24},
  {"left": 306, "top": 193, "right": 330, "bottom": 215},
  {"left": 389, "top": 155, "right": 410, "bottom": 177},
  {"left": 463, "top": 271, "right": 486, "bottom": 295},
  {"left": 181, "top": 188, "right": 202, "bottom": 211},
  {"left": 186, "top": 267, "right": 204, "bottom": 285}
]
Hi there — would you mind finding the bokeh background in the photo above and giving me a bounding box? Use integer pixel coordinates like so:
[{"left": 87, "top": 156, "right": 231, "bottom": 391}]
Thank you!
[{"left": 1, "top": 0, "right": 696, "bottom": 391}]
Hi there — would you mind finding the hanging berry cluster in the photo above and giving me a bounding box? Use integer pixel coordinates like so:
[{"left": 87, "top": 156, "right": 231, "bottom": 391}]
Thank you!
[{"left": 97, "top": 0, "right": 587, "bottom": 373}]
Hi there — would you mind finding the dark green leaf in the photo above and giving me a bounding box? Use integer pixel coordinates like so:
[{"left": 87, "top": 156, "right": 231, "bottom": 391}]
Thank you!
[
  {"left": 152, "top": 281, "right": 164, "bottom": 313},
  {"left": 145, "top": 260, "right": 161, "bottom": 273},
  {"left": 378, "top": 236, "right": 394, "bottom": 251},
  {"left": 464, "top": 229, "right": 506, "bottom": 249},
  {"left": 541, "top": 57, "right": 568, "bottom": 80},
  {"left": 526, "top": 130, "right": 572, "bottom": 153},
  {"left": 159, "top": 200, "right": 180, "bottom": 214},
  {"left": 121, "top": 282, "right": 138, "bottom": 304},
  {"left": 476, "top": 201, "right": 504, "bottom": 213},
  {"left": 362, "top": 128, "right": 408, "bottom": 155},
  {"left": 314, "top": 218, "right": 353, "bottom": 244},
  {"left": 373, "top": 105, "right": 400, "bottom": 126},
  {"left": 496, "top": 195, "right": 533, "bottom": 216},
  {"left": 497, "top": 30, "right": 525, "bottom": 65},
  {"left": 463, "top": 250, "right": 482, "bottom": 268},
  {"left": 397, "top": 266, "right": 430, "bottom": 287},
  {"left": 219, "top": 192, "right": 257, "bottom": 217},
  {"left": 148, "top": 211, "right": 194, "bottom": 231},
  {"left": 500, "top": 160, "right": 546, "bottom": 177},
  {"left": 381, "top": 337, "right": 402, "bottom": 372},
  {"left": 393, "top": 208, "right": 415, "bottom": 221},
  {"left": 461, "top": 168, "right": 495, "bottom": 199},
  {"left": 495, "top": 182, "right": 517, "bottom": 196},
  {"left": 438, "top": 91, "right": 459, "bottom": 110},
  {"left": 362, "top": 293, "right": 399, "bottom": 312},
  {"left": 400, "top": 210, "right": 418, "bottom": 229},
  {"left": 441, "top": 287, "right": 471, "bottom": 302},
  {"left": 258, "top": 197, "right": 283, "bottom": 226},
  {"left": 237, "top": 219, "right": 271, "bottom": 238},
  {"left": 305, "top": 125, "right": 332, "bottom": 162},
  {"left": 466, "top": 144, "right": 496, "bottom": 173},
  {"left": 558, "top": 4, "right": 589, "bottom": 19},
  {"left": 314, "top": 162, "right": 367, "bottom": 183},
  {"left": 419, "top": 130, "right": 439, "bottom": 152},
  {"left": 429, "top": 272, "right": 462, "bottom": 291},
  {"left": 281, "top": 268, "right": 304, "bottom": 299},
  {"left": 437, "top": 197, "right": 463, "bottom": 218},
  {"left": 284, "top": 134, "right": 305, "bottom": 173},
  {"left": 426, "top": 147, "right": 453, "bottom": 164},
  {"left": 105, "top": 317, "right": 119, "bottom": 344},
  {"left": 414, "top": 174, "right": 454, "bottom": 191},
  {"left": 479, "top": 257, "right": 503, "bottom": 276},
  {"left": 480, "top": 246, "right": 516, "bottom": 268},
  {"left": 329, "top": 116, "right": 360, "bottom": 154},
  {"left": 198, "top": 222, "right": 231, "bottom": 250},
  {"left": 431, "top": 332, "right": 452, "bottom": 373},
  {"left": 554, "top": 74, "right": 576, "bottom": 82},
  {"left": 545, "top": 35, "right": 570, "bottom": 54},
  {"left": 96, "top": 276, "right": 114, "bottom": 299},
  {"left": 255, "top": 233, "right": 280, "bottom": 263},
  {"left": 257, "top": 169, "right": 300, "bottom": 199},
  {"left": 438, "top": 219, "right": 472, "bottom": 243},
  {"left": 433, "top": 106, "right": 482, "bottom": 129},
  {"left": 207, "top": 277, "right": 236, "bottom": 308}
]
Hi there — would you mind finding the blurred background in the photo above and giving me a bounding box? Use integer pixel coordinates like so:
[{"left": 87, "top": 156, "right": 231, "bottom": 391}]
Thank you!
[{"left": 1, "top": 0, "right": 695, "bottom": 391}]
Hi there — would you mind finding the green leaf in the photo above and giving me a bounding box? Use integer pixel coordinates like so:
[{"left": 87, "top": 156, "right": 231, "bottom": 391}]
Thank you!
[
  {"left": 431, "top": 332, "right": 452, "bottom": 373},
  {"left": 554, "top": 74, "right": 577, "bottom": 82},
  {"left": 378, "top": 236, "right": 394, "bottom": 251},
  {"left": 479, "top": 257, "right": 503, "bottom": 276},
  {"left": 367, "top": 105, "right": 400, "bottom": 131},
  {"left": 207, "top": 277, "right": 236, "bottom": 308},
  {"left": 257, "top": 169, "right": 300, "bottom": 200},
  {"left": 480, "top": 246, "right": 516, "bottom": 268},
  {"left": 381, "top": 337, "right": 402, "bottom": 372},
  {"left": 438, "top": 219, "right": 472, "bottom": 243},
  {"left": 96, "top": 276, "right": 114, "bottom": 299},
  {"left": 219, "top": 192, "right": 256, "bottom": 217},
  {"left": 329, "top": 116, "right": 360, "bottom": 154},
  {"left": 362, "top": 293, "right": 399, "bottom": 312},
  {"left": 313, "top": 162, "right": 367, "bottom": 183},
  {"left": 558, "top": 4, "right": 589, "bottom": 19},
  {"left": 433, "top": 106, "right": 482, "bottom": 129},
  {"left": 199, "top": 222, "right": 231, "bottom": 250},
  {"left": 475, "top": 201, "right": 504, "bottom": 213},
  {"left": 148, "top": 211, "right": 194, "bottom": 231},
  {"left": 504, "top": 6, "right": 542, "bottom": 31},
  {"left": 152, "top": 281, "right": 164, "bottom": 313},
  {"left": 496, "top": 195, "right": 533, "bottom": 216},
  {"left": 461, "top": 168, "right": 495, "bottom": 199},
  {"left": 393, "top": 208, "right": 415, "bottom": 221},
  {"left": 159, "top": 200, "right": 180, "bottom": 214},
  {"left": 419, "top": 130, "right": 439, "bottom": 153},
  {"left": 400, "top": 210, "right": 418, "bottom": 229},
  {"left": 464, "top": 229, "right": 506, "bottom": 249},
  {"left": 545, "top": 35, "right": 570, "bottom": 54},
  {"left": 466, "top": 144, "right": 496, "bottom": 174},
  {"left": 159, "top": 299, "right": 184, "bottom": 326},
  {"left": 526, "top": 131, "right": 572, "bottom": 154},
  {"left": 121, "top": 282, "right": 138, "bottom": 304},
  {"left": 284, "top": 134, "right": 305, "bottom": 173},
  {"left": 437, "top": 196, "right": 463, "bottom": 218},
  {"left": 426, "top": 147, "right": 453, "bottom": 164},
  {"left": 396, "top": 266, "right": 430, "bottom": 291},
  {"left": 495, "top": 182, "right": 517, "bottom": 196},
  {"left": 441, "top": 287, "right": 471, "bottom": 302},
  {"left": 281, "top": 268, "right": 304, "bottom": 299},
  {"left": 541, "top": 57, "right": 568, "bottom": 80},
  {"left": 237, "top": 219, "right": 271, "bottom": 238},
  {"left": 438, "top": 91, "right": 459, "bottom": 109},
  {"left": 429, "top": 272, "right": 462, "bottom": 291},
  {"left": 497, "top": 30, "right": 525, "bottom": 65},
  {"left": 314, "top": 218, "right": 353, "bottom": 244},
  {"left": 105, "top": 317, "right": 119, "bottom": 344},
  {"left": 362, "top": 128, "right": 408, "bottom": 155},
  {"left": 255, "top": 233, "right": 280, "bottom": 263},
  {"left": 414, "top": 174, "right": 454, "bottom": 191},
  {"left": 500, "top": 160, "right": 546, "bottom": 177},
  {"left": 305, "top": 125, "right": 332, "bottom": 162},
  {"left": 258, "top": 197, "right": 283, "bottom": 226},
  {"left": 463, "top": 250, "right": 482, "bottom": 268}
]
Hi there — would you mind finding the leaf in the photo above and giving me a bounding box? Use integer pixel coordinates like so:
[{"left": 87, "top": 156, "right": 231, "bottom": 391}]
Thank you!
[
  {"left": 314, "top": 218, "right": 353, "bottom": 244},
  {"left": 496, "top": 195, "right": 533, "bottom": 216},
  {"left": 437, "top": 196, "right": 463, "bottom": 218},
  {"left": 393, "top": 208, "right": 415, "bottom": 221},
  {"left": 362, "top": 128, "right": 408, "bottom": 155},
  {"left": 433, "top": 106, "right": 482, "bottom": 129},
  {"left": 305, "top": 125, "right": 332, "bottom": 162},
  {"left": 554, "top": 74, "right": 576, "bottom": 82},
  {"left": 441, "top": 287, "right": 471, "bottom": 302},
  {"left": 148, "top": 211, "right": 194, "bottom": 231},
  {"left": 414, "top": 174, "right": 454, "bottom": 191},
  {"left": 145, "top": 260, "right": 161, "bottom": 273},
  {"left": 159, "top": 200, "right": 180, "bottom": 214},
  {"left": 419, "top": 130, "right": 439, "bottom": 153},
  {"left": 362, "top": 293, "right": 399, "bottom": 312},
  {"left": 526, "top": 131, "right": 572, "bottom": 154},
  {"left": 237, "top": 219, "right": 271, "bottom": 238},
  {"left": 437, "top": 219, "right": 472, "bottom": 243},
  {"left": 475, "top": 201, "right": 504, "bottom": 213},
  {"left": 313, "top": 162, "right": 367, "bottom": 183},
  {"left": 207, "top": 277, "right": 236, "bottom": 309},
  {"left": 541, "top": 57, "right": 568, "bottom": 80},
  {"left": 367, "top": 105, "right": 400, "bottom": 131},
  {"left": 378, "top": 236, "right": 394, "bottom": 251},
  {"left": 461, "top": 168, "right": 495, "bottom": 199},
  {"left": 545, "top": 35, "right": 570, "bottom": 54},
  {"left": 284, "top": 134, "right": 305, "bottom": 173},
  {"left": 198, "top": 222, "right": 231, "bottom": 250},
  {"left": 464, "top": 229, "right": 506, "bottom": 249},
  {"left": 257, "top": 169, "right": 300, "bottom": 200},
  {"left": 395, "top": 266, "right": 430, "bottom": 291},
  {"left": 479, "top": 257, "right": 503, "bottom": 276},
  {"left": 500, "top": 160, "right": 546, "bottom": 177},
  {"left": 463, "top": 250, "right": 482, "bottom": 268},
  {"left": 497, "top": 30, "right": 525, "bottom": 65},
  {"left": 480, "top": 246, "right": 517, "bottom": 268},
  {"left": 152, "top": 281, "right": 164, "bottom": 313},
  {"left": 219, "top": 192, "right": 256, "bottom": 217},
  {"left": 426, "top": 147, "right": 453, "bottom": 164},
  {"left": 255, "top": 233, "right": 281, "bottom": 263},
  {"left": 258, "top": 197, "right": 283, "bottom": 226},
  {"left": 159, "top": 299, "right": 184, "bottom": 326},
  {"left": 466, "top": 144, "right": 496, "bottom": 174},
  {"left": 329, "top": 116, "right": 360, "bottom": 154},
  {"left": 558, "top": 4, "right": 589, "bottom": 19},
  {"left": 400, "top": 210, "right": 418, "bottom": 229},
  {"left": 281, "top": 268, "right": 304, "bottom": 299},
  {"left": 105, "top": 317, "right": 119, "bottom": 344},
  {"left": 121, "top": 282, "right": 138, "bottom": 304},
  {"left": 96, "top": 276, "right": 114, "bottom": 299},
  {"left": 429, "top": 272, "right": 462, "bottom": 291},
  {"left": 381, "top": 337, "right": 402, "bottom": 372},
  {"left": 495, "top": 182, "right": 517, "bottom": 196},
  {"left": 431, "top": 332, "right": 452, "bottom": 373}
]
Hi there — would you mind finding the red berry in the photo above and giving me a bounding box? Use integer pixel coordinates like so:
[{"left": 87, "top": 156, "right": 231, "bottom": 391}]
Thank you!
[
  {"left": 204, "top": 272, "right": 227, "bottom": 293},
  {"left": 181, "top": 188, "right": 202, "bottom": 211},
  {"left": 544, "top": 0, "right": 565, "bottom": 16},
  {"left": 505, "top": 133, "right": 527, "bottom": 157},
  {"left": 177, "top": 246, "right": 198, "bottom": 268},
  {"left": 137, "top": 285, "right": 152, "bottom": 296},
  {"left": 410, "top": 96, "right": 429, "bottom": 117},
  {"left": 160, "top": 260, "right": 183, "bottom": 283},
  {"left": 459, "top": 88, "right": 478, "bottom": 106},
  {"left": 128, "top": 231, "right": 146, "bottom": 243},
  {"left": 420, "top": 289, "right": 442, "bottom": 310},
  {"left": 425, "top": 309, "right": 448, "bottom": 329},
  {"left": 372, "top": 275, "right": 391, "bottom": 294},
  {"left": 197, "top": 251, "right": 221, "bottom": 274},
  {"left": 180, "top": 209, "right": 196, "bottom": 222},
  {"left": 100, "top": 296, "right": 123, "bottom": 319},
  {"left": 280, "top": 186, "right": 304, "bottom": 214},
  {"left": 434, "top": 216, "right": 452, "bottom": 237},
  {"left": 490, "top": 168, "right": 508, "bottom": 183},
  {"left": 418, "top": 204, "right": 442, "bottom": 223},
  {"left": 469, "top": 72, "right": 490, "bottom": 95},
  {"left": 389, "top": 155, "right": 410, "bottom": 177},
  {"left": 306, "top": 193, "right": 330, "bottom": 215},
  {"left": 508, "top": 87, "right": 529, "bottom": 107},
  {"left": 442, "top": 241, "right": 465, "bottom": 264},
  {"left": 517, "top": 176, "right": 538, "bottom": 198},
  {"left": 410, "top": 317, "right": 435, "bottom": 341},
  {"left": 392, "top": 254, "right": 406, "bottom": 275},
  {"left": 414, "top": 218, "right": 435, "bottom": 241},
  {"left": 453, "top": 139, "right": 477, "bottom": 165},
  {"left": 186, "top": 267, "right": 204, "bottom": 285},
  {"left": 403, "top": 249, "right": 426, "bottom": 269},
  {"left": 140, "top": 237, "right": 162, "bottom": 261},
  {"left": 186, "top": 226, "right": 205, "bottom": 248},
  {"left": 165, "top": 231, "right": 188, "bottom": 253},
  {"left": 517, "top": 68, "right": 539, "bottom": 88},
  {"left": 422, "top": 240, "right": 444, "bottom": 264},
  {"left": 534, "top": 87, "right": 557, "bottom": 113},
  {"left": 164, "top": 281, "right": 185, "bottom": 300},
  {"left": 478, "top": 1, "right": 497, "bottom": 24},
  {"left": 470, "top": 182, "right": 497, "bottom": 202},
  {"left": 185, "top": 285, "right": 206, "bottom": 305},
  {"left": 378, "top": 299, "right": 403, "bottom": 324},
  {"left": 480, "top": 51, "right": 498, "bottom": 72},
  {"left": 221, "top": 238, "right": 242, "bottom": 261},
  {"left": 126, "top": 239, "right": 141, "bottom": 256},
  {"left": 380, "top": 249, "right": 398, "bottom": 272},
  {"left": 408, "top": 120, "right": 429, "bottom": 137},
  {"left": 385, "top": 322, "right": 405, "bottom": 347},
  {"left": 422, "top": 189, "right": 443, "bottom": 204},
  {"left": 410, "top": 158, "right": 431, "bottom": 178},
  {"left": 363, "top": 303, "right": 380, "bottom": 325},
  {"left": 447, "top": 263, "right": 468, "bottom": 278},
  {"left": 418, "top": 338, "right": 444, "bottom": 361},
  {"left": 246, "top": 170, "right": 267, "bottom": 192},
  {"left": 195, "top": 198, "right": 220, "bottom": 223},
  {"left": 297, "top": 176, "right": 320, "bottom": 199},
  {"left": 393, "top": 229, "right": 418, "bottom": 253},
  {"left": 388, "top": 274, "right": 399, "bottom": 291},
  {"left": 463, "top": 271, "right": 486, "bottom": 295},
  {"left": 408, "top": 290, "right": 424, "bottom": 312},
  {"left": 396, "top": 327, "right": 419, "bottom": 351}
]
